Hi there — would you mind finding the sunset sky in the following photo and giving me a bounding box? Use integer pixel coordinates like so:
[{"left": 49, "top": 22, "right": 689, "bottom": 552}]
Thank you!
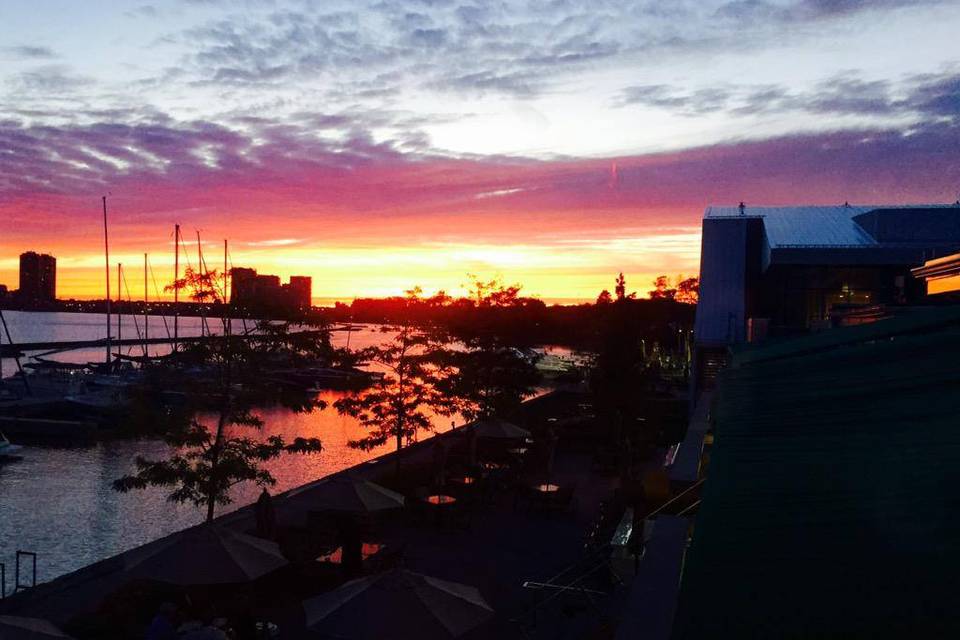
[{"left": 1, "top": 0, "right": 959, "bottom": 303}]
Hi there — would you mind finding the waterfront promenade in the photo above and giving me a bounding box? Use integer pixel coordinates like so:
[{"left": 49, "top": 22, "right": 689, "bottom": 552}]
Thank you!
[{"left": 0, "top": 386, "right": 689, "bottom": 638}]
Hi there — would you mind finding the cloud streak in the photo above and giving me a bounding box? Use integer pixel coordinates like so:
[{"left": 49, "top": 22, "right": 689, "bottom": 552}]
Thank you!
[
  {"left": 3, "top": 45, "right": 57, "bottom": 60},
  {"left": 615, "top": 69, "right": 960, "bottom": 120}
]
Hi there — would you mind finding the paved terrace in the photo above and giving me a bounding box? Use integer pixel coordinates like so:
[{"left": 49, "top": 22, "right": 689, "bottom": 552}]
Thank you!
[{"left": 1, "top": 387, "right": 693, "bottom": 639}]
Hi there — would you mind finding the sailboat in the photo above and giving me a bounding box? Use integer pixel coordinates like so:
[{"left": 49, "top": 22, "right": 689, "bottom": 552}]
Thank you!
[{"left": 0, "top": 430, "right": 23, "bottom": 463}]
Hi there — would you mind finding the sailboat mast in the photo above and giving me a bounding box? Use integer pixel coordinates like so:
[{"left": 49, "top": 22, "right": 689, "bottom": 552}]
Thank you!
[
  {"left": 224, "top": 238, "right": 230, "bottom": 337},
  {"left": 174, "top": 224, "right": 180, "bottom": 351},
  {"left": 144, "top": 253, "right": 149, "bottom": 355},
  {"left": 103, "top": 196, "right": 112, "bottom": 367},
  {"left": 197, "top": 230, "right": 207, "bottom": 338},
  {"left": 117, "top": 263, "right": 122, "bottom": 349},
  {"left": 0, "top": 309, "right": 30, "bottom": 395}
]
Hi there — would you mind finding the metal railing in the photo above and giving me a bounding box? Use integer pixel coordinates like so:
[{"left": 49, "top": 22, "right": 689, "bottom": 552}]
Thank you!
[
  {"left": 15, "top": 551, "right": 37, "bottom": 593},
  {"left": 642, "top": 478, "right": 705, "bottom": 521}
]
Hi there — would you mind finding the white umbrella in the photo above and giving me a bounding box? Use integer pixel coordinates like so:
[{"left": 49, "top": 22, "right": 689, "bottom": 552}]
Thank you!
[
  {"left": 303, "top": 569, "right": 494, "bottom": 639},
  {"left": 0, "top": 615, "right": 74, "bottom": 639},
  {"left": 122, "top": 524, "right": 288, "bottom": 585},
  {"left": 471, "top": 419, "right": 530, "bottom": 440}
]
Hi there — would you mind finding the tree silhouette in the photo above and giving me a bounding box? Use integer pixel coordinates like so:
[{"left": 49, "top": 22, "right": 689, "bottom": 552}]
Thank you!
[
  {"left": 435, "top": 279, "right": 542, "bottom": 421},
  {"left": 437, "top": 344, "right": 540, "bottom": 422},
  {"left": 675, "top": 276, "right": 700, "bottom": 304},
  {"left": 614, "top": 272, "right": 637, "bottom": 302},
  {"left": 596, "top": 289, "right": 613, "bottom": 305},
  {"left": 334, "top": 289, "right": 449, "bottom": 459},
  {"left": 116, "top": 268, "right": 325, "bottom": 522},
  {"left": 465, "top": 274, "right": 523, "bottom": 307},
  {"left": 648, "top": 276, "right": 677, "bottom": 300},
  {"left": 113, "top": 405, "right": 322, "bottom": 522},
  {"left": 165, "top": 266, "right": 221, "bottom": 304}
]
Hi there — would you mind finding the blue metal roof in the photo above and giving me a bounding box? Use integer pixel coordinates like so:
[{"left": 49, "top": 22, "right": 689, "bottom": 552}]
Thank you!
[
  {"left": 705, "top": 204, "right": 960, "bottom": 249},
  {"left": 706, "top": 205, "right": 876, "bottom": 248}
]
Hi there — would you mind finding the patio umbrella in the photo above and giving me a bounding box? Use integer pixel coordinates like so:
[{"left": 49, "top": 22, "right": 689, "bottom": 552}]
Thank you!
[
  {"left": 0, "top": 615, "right": 74, "bottom": 639},
  {"left": 285, "top": 474, "right": 406, "bottom": 515},
  {"left": 471, "top": 419, "right": 530, "bottom": 440},
  {"left": 122, "top": 524, "right": 288, "bottom": 585},
  {"left": 303, "top": 569, "right": 494, "bottom": 639}
]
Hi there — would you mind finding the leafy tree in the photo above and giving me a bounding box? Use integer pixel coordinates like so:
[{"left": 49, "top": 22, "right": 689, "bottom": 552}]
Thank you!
[
  {"left": 115, "top": 266, "right": 325, "bottom": 523},
  {"left": 615, "top": 273, "right": 637, "bottom": 302},
  {"left": 648, "top": 275, "right": 677, "bottom": 300},
  {"left": 434, "top": 276, "right": 543, "bottom": 421},
  {"left": 334, "top": 290, "right": 449, "bottom": 458},
  {"left": 436, "top": 341, "right": 540, "bottom": 422},
  {"left": 114, "top": 407, "right": 322, "bottom": 523},
  {"left": 166, "top": 266, "right": 221, "bottom": 304},
  {"left": 425, "top": 290, "right": 453, "bottom": 307},
  {"left": 596, "top": 289, "right": 613, "bottom": 305},
  {"left": 465, "top": 274, "right": 523, "bottom": 307},
  {"left": 675, "top": 276, "right": 700, "bottom": 304}
]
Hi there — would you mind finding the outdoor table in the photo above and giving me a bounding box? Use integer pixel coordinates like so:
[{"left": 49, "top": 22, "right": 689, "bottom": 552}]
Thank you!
[
  {"left": 317, "top": 542, "right": 384, "bottom": 564},
  {"left": 534, "top": 483, "right": 560, "bottom": 493},
  {"left": 423, "top": 494, "right": 457, "bottom": 526}
]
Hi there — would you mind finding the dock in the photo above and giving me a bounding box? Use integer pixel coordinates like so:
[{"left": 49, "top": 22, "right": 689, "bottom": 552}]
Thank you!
[{"left": 0, "top": 328, "right": 343, "bottom": 358}]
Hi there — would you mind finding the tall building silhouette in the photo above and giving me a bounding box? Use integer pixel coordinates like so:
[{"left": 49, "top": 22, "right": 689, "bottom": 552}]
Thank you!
[
  {"left": 230, "top": 266, "right": 311, "bottom": 311},
  {"left": 287, "top": 276, "right": 312, "bottom": 309},
  {"left": 19, "top": 251, "right": 56, "bottom": 303}
]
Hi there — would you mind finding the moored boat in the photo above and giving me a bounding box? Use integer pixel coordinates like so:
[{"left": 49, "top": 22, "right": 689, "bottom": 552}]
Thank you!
[{"left": 0, "top": 429, "right": 23, "bottom": 463}]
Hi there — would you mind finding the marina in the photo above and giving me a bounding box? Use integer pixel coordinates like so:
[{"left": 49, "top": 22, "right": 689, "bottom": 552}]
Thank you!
[{"left": 0, "top": 311, "right": 575, "bottom": 585}]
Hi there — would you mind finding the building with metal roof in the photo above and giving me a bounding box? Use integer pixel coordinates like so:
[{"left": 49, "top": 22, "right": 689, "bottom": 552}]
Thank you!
[{"left": 692, "top": 203, "right": 960, "bottom": 391}]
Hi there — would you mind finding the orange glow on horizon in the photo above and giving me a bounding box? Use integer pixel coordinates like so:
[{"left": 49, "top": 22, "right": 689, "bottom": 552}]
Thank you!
[{"left": 0, "top": 229, "right": 702, "bottom": 305}]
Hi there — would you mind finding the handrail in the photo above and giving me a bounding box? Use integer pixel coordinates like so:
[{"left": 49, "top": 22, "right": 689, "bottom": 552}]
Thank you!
[
  {"left": 677, "top": 499, "right": 701, "bottom": 516},
  {"left": 523, "top": 476, "right": 707, "bottom": 613},
  {"left": 642, "top": 477, "right": 706, "bottom": 521},
  {"left": 520, "top": 554, "right": 618, "bottom": 629}
]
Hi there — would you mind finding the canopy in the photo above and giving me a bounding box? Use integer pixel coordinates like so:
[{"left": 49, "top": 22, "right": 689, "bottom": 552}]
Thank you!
[
  {"left": 471, "top": 419, "right": 530, "bottom": 440},
  {"left": 303, "top": 569, "right": 493, "bottom": 639},
  {"left": 0, "top": 615, "right": 74, "bottom": 639},
  {"left": 122, "top": 524, "right": 288, "bottom": 585},
  {"left": 284, "top": 474, "right": 405, "bottom": 515}
]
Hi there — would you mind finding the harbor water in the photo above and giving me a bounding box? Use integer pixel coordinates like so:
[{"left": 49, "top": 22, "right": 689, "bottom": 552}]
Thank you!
[{"left": 0, "top": 311, "right": 569, "bottom": 584}]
